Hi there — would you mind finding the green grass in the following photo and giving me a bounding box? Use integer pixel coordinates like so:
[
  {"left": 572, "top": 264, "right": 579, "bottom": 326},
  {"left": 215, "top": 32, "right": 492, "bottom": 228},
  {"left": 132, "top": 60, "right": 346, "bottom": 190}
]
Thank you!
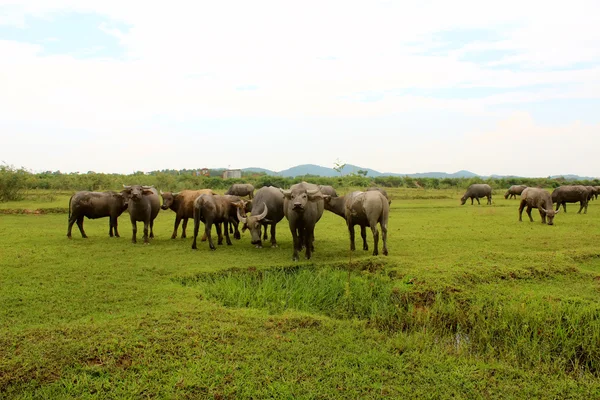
[{"left": 1, "top": 189, "right": 600, "bottom": 398}]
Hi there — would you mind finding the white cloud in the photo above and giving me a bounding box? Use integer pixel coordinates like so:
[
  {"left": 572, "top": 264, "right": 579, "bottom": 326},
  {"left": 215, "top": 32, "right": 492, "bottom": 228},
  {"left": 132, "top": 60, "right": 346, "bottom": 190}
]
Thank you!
[{"left": 1, "top": 1, "right": 600, "bottom": 175}]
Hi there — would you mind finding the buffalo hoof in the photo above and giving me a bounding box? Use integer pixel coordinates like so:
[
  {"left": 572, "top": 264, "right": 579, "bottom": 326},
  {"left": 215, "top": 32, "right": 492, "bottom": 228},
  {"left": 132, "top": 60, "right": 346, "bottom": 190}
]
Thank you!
[
  {"left": 363, "top": 245, "right": 368, "bottom": 251},
  {"left": 191, "top": 244, "right": 197, "bottom": 250},
  {"left": 234, "top": 233, "right": 241, "bottom": 240},
  {"left": 150, "top": 234, "right": 154, "bottom": 239},
  {"left": 171, "top": 236, "right": 177, "bottom": 240},
  {"left": 115, "top": 234, "right": 120, "bottom": 238},
  {"left": 82, "top": 235, "right": 88, "bottom": 239},
  {"left": 292, "top": 256, "right": 299, "bottom": 261},
  {"left": 255, "top": 245, "right": 262, "bottom": 249},
  {"left": 271, "top": 244, "right": 278, "bottom": 248},
  {"left": 210, "top": 247, "right": 216, "bottom": 251},
  {"left": 383, "top": 249, "right": 389, "bottom": 256},
  {"left": 67, "top": 235, "right": 72, "bottom": 239},
  {"left": 372, "top": 250, "right": 378, "bottom": 256}
]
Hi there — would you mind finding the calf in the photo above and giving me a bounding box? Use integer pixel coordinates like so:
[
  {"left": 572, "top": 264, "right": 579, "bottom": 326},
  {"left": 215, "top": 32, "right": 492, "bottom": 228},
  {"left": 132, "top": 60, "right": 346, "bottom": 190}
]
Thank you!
[{"left": 191, "top": 194, "right": 244, "bottom": 250}]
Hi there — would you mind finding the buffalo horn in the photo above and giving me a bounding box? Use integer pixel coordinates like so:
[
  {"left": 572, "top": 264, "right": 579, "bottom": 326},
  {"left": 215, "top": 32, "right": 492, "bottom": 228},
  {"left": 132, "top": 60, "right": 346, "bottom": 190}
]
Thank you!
[
  {"left": 255, "top": 203, "right": 269, "bottom": 221},
  {"left": 237, "top": 207, "right": 247, "bottom": 224}
]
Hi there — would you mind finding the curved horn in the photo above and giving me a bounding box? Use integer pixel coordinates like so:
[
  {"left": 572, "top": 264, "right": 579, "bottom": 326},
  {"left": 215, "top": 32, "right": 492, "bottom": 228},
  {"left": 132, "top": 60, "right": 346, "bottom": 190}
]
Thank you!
[
  {"left": 280, "top": 189, "right": 291, "bottom": 196},
  {"left": 141, "top": 185, "right": 153, "bottom": 189},
  {"left": 237, "top": 207, "right": 247, "bottom": 224},
  {"left": 160, "top": 190, "right": 164, "bottom": 195},
  {"left": 307, "top": 189, "right": 320, "bottom": 196},
  {"left": 122, "top": 184, "right": 131, "bottom": 189},
  {"left": 255, "top": 203, "right": 268, "bottom": 221}
]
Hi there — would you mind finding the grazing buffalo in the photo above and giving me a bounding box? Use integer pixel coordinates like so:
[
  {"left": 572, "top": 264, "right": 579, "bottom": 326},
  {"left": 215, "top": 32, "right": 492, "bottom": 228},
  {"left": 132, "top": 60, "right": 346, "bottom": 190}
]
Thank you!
[
  {"left": 280, "top": 182, "right": 324, "bottom": 261},
  {"left": 160, "top": 189, "right": 216, "bottom": 239},
  {"left": 67, "top": 191, "right": 128, "bottom": 238},
  {"left": 236, "top": 186, "right": 285, "bottom": 248},
  {"left": 551, "top": 185, "right": 588, "bottom": 214},
  {"left": 122, "top": 185, "right": 161, "bottom": 244},
  {"left": 595, "top": 186, "right": 600, "bottom": 200},
  {"left": 225, "top": 183, "right": 255, "bottom": 199},
  {"left": 191, "top": 195, "right": 245, "bottom": 250},
  {"left": 461, "top": 184, "right": 492, "bottom": 205},
  {"left": 584, "top": 186, "right": 596, "bottom": 202},
  {"left": 318, "top": 185, "right": 338, "bottom": 197},
  {"left": 504, "top": 185, "right": 527, "bottom": 199},
  {"left": 519, "top": 188, "right": 559, "bottom": 225},
  {"left": 324, "top": 190, "right": 389, "bottom": 256},
  {"left": 367, "top": 187, "right": 391, "bottom": 204}
]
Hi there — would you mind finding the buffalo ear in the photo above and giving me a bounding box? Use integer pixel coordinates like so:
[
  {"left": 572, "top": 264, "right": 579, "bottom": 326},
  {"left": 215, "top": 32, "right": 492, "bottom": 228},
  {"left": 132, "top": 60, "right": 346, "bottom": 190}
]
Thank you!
[
  {"left": 142, "top": 189, "right": 155, "bottom": 195},
  {"left": 308, "top": 192, "right": 323, "bottom": 201},
  {"left": 322, "top": 195, "right": 331, "bottom": 202},
  {"left": 280, "top": 189, "right": 292, "bottom": 199}
]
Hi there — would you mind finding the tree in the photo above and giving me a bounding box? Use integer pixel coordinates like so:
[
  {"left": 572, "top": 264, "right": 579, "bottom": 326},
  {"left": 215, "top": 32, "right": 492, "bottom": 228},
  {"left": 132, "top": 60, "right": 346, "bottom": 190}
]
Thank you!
[
  {"left": 357, "top": 169, "right": 368, "bottom": 177},
  {"left": 333, "top": 159, "right": 346, "bottom": 177}
]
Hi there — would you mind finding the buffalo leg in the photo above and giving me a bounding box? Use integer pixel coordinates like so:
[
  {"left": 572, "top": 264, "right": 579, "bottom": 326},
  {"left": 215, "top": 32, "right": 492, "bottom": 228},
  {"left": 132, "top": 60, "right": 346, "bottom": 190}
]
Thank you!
[
  {"left": 113, "top": 217, "right": 120, "bottom": 237},
  {"left": 67, "top": 215, "right": 78, "bottom": 238},
  {"left": 304, "top": 228, "right": 314, "bottom": 260},
  {"left": 578, "top": 201, "right": 587, "bottom": 214},
  {"left": 381, "top": 221, "right": 388, "bottom": 256},
  {"left": 224, "top": 221, "right": 232, "bottom": 245},
  {"left": 171, "top": 216, "right": 182, "bottom": 239},
  {"left": 370, "top": 223, "right": 380, "bottom": 256},
  {"left": 217, "top": 223, "right": 224, "bottom": 245},
  {"left": 130, "top": 219, "right": 137, "bottom": 244},
  {"left": 361, "top": 225, "right": 368, "bottom": 251},
  {"left": 540, "top": 209, "right": 547, "bottom": 224},
  {"left": 207, "top": 221, "right": 217, "bottom": 250},
  {"left": 232, "top": 221, "right": 241, "bottom": 240},
  {"left": 526, "top": 206, "right": 534, "bottom": 222},
  {"left": 109, "top": 219, "right": 114, "bottom": 237},
  {"left": 76, "top": 217, "right": 87, "bottom": 238},
  {"left": 181, "top": 218, "right": 188, "bottom": 239},
  {"left": 487, "top": 195, "right": 492, "bottom": 205},
  {"left": 518, "top": 200, "right": 526, "bottom": 222},
  {"left": 270, "top": 223, "right": 277, "bottom": 247},
  {"left": 348, "top": 223, "right": 356, "bottom": 251},
  {"left": 143, "top": 220, "right": 150, "bottom": 244},
  {"left": 263, "top": 225, "right": 269, "bottom": 241},
  {"left": 191, "top": 215, "right": 200, "bottom": 249},
  {"left": 290, "top": 227, "right": 300, "bottom": 261},
  {"left": 149, "top": 219, "right": 155, "bottom": 239},
  {"left": 561, "top": 202, "right": 567, "bottom": 212},
  {"left": 471, "top": 198, "right": 474, "bottom": 205},
  {"left": 476, "top": 197, "right": 481, "bottom": 205}
]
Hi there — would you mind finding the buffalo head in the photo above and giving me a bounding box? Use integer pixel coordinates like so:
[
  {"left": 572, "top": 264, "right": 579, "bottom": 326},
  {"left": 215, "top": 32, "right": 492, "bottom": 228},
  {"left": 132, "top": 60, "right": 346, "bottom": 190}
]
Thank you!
[
  {"left": 160, "top": 191, "right": 179, "bottom": 210},
  {"left": 237, "top": 203, "right": 269, "bottom": 247},
  {"left": 122, "top": 185, "right": 155, "bottom": 202},
  {"left": 280, "top": 188, "right": 321, "bottom": 211}
]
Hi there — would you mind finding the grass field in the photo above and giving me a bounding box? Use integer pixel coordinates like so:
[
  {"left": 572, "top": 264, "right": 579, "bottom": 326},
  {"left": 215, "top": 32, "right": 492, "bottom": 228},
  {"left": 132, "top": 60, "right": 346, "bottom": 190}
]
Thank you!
[{"left": 1, "top": 188, "right": 600, "bottom": 398}]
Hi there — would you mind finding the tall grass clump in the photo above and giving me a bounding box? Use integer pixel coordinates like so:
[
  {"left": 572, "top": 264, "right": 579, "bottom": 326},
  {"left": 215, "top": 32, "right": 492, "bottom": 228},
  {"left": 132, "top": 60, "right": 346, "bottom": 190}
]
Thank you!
[{"left": 179, "top": 266, "right": 600, "bottom": 375}]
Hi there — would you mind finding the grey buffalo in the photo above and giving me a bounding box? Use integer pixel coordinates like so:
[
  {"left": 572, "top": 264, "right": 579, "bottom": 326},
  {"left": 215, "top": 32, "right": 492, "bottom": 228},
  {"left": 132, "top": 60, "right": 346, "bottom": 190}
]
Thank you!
[
  {"left": 191, "top": 194, "right": 245, "bottom": 250},
  {"left": 280, "top": 182, "right": 324, "bottom": 261},
  {"left": 519, "top": 188, "right": 559, "bottom": 225},
  {"left": 225, "top": 183, "right": 255, "bottom": 199},
  {"left": 367, "top": 187, "right": 391, "bottom": 204},
  {"left": 237, "top": 186, "right": 285, "bottom": 248},
  {"left": 504, "top": 185, "right": 527, "bottom": 199},
  {"left": 584, "top": 186, "right": 596, "bottom": 202},
  {"left": 324, "top": 190, "right": 389, "bottom": 256},
  {"left": 67, "top": 191, "right": 128, "bottom": 238},
  {"left": 318, "top": 185, "right": 338, "bottom": 197},
  {"left": 122, "top": 185, "right": 161, "bottom": 244},
  {"left": 461, "top": 184, "right": 492, "bottom": 205},
  {"left": 551, "top": 185, "right": 588, "bottom": 214},
  {"left": 160, "top": 189, "right": 216, "bottom": 239}
]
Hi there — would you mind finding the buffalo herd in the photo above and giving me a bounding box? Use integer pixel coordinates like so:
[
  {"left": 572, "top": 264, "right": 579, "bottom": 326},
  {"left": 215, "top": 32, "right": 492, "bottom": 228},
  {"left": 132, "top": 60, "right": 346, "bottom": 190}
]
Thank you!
[
  {"left": 68, "top": 182, "right": 391, "bottom": 260},
  {"left": 460, "top": 183, "right": 598, "bottom": 226},
  {"left": 67, "top": 182, "right": 598, "bottom": 259}
]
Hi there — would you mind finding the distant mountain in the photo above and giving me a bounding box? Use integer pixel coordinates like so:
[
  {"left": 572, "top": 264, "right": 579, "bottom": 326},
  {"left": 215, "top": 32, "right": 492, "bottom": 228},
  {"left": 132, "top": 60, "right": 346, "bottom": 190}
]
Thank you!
[{"left": 238, "top": 164, "right": 597, "bottom": 180}]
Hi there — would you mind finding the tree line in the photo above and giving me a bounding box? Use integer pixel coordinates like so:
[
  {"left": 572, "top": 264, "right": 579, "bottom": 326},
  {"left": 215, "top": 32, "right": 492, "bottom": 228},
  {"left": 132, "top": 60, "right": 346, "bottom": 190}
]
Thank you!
[{"left": 1, "top": 164, "right": 599, "bottom": 202}]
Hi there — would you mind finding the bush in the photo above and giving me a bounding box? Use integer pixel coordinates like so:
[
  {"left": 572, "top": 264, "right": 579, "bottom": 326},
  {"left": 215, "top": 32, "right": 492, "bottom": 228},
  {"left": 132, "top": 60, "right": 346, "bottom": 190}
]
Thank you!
[{"left": 0, "top": 165, "right": 28, "bottom": 202}]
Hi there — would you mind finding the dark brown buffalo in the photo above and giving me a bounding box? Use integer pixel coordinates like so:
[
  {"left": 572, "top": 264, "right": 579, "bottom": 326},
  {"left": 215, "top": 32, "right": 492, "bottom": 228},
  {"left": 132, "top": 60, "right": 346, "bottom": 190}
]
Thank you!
[
  {"left": 191, "top": 194, "right": 245, "bottom": 250},
  {"left": 122, "top": 185, "right": 161, "bottom": 244},
  {"left": 236, "top": 186, "right": 285, "bottom": 248},
  {"left": 67, "top": 191, "right": 128, "bottom": 238},
  {"left": 519, "top": 188, "right": 559, "bottom": 225},
  {"left": 461, "top": 184, "right": 492, "bottom": 205},
  {"left": 324, "top": 191, "right": 389, "bottom": 256},
  {"left": 160, "top": 189, "right": 216, "bottom": 239},
  {"left": 551, "top": 185, "right": 588, "bottom": 214},
  {"left": 504, "top": 185, "right": 527, "bottom": 199},
  {"left": 281, "top": 182, "right": 324, "bottom": 261},
  {"left": 225, "top": 183, "right": 255, "bottom": 199}
]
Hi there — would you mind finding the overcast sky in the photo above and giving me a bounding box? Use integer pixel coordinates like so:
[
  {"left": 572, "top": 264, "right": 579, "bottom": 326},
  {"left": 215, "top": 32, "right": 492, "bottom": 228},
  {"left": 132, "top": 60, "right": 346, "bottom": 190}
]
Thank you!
[{"left": 1, "top": 1, "right": 599, "bottom": 177}]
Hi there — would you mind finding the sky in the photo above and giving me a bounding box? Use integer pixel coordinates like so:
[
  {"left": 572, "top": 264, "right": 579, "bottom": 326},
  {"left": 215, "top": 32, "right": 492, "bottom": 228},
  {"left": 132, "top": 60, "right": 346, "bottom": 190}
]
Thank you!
[{"left": 1, "top": 0, "right": 599, "bottom": 177}]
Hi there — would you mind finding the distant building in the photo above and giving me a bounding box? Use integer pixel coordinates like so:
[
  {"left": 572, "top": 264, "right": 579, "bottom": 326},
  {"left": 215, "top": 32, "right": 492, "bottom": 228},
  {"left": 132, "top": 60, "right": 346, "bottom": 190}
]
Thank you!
[
  {"left": 200, "top": 168, "right": 210, "bottom": 177},
  {"left": 222, "top": 169, "right": 242, "bottom": 179}
]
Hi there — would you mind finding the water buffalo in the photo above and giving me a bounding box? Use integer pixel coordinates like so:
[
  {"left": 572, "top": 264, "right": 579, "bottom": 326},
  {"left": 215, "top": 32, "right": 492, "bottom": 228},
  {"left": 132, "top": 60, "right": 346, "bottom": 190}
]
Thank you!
[
  {"left": 318, "top": 185, "right": 338, "bottom": 197},
  {"left": 519, "top": 188, "right": 559, "bottom": 225},
  {"left": 461, "top": 184, "right": 492, "bottom": 205},
  {"left": 324, "top": 190, "right": 389, "bottom": 256},
  {"left": 280, "top": 182, "right": 324, "bottom": 261},
  {"left": 122, "top": 185, "right": 161, "bottom": 244},
  {"left": 551, "top": 185, "right": 588, "bottom": 214},
  {"left": 367, "top": 187, "right": 391, "bottom": 204},
  {"left": 191, "top": 194, "right": 245, "bottom": 250},
  {"left": 236, "top": 186, "right": 285, "bottom": 248},
  {"left": 67, "top": 191, "right": 128, "bottom": 238},
  {"left": 595, "top": 186, "right": 600, "bottom": 200},
  {"left": 160, "top": 189, "right": 216, "bottom": 239},
  {"left": 225, "top": 183, "right": 255, "bottom": 199},
  {"left": 504, "top": 185, "right": 527, "bottom": 199},
  {"left": 584, "top": 186, "right": 596, "bottom": 202}
]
